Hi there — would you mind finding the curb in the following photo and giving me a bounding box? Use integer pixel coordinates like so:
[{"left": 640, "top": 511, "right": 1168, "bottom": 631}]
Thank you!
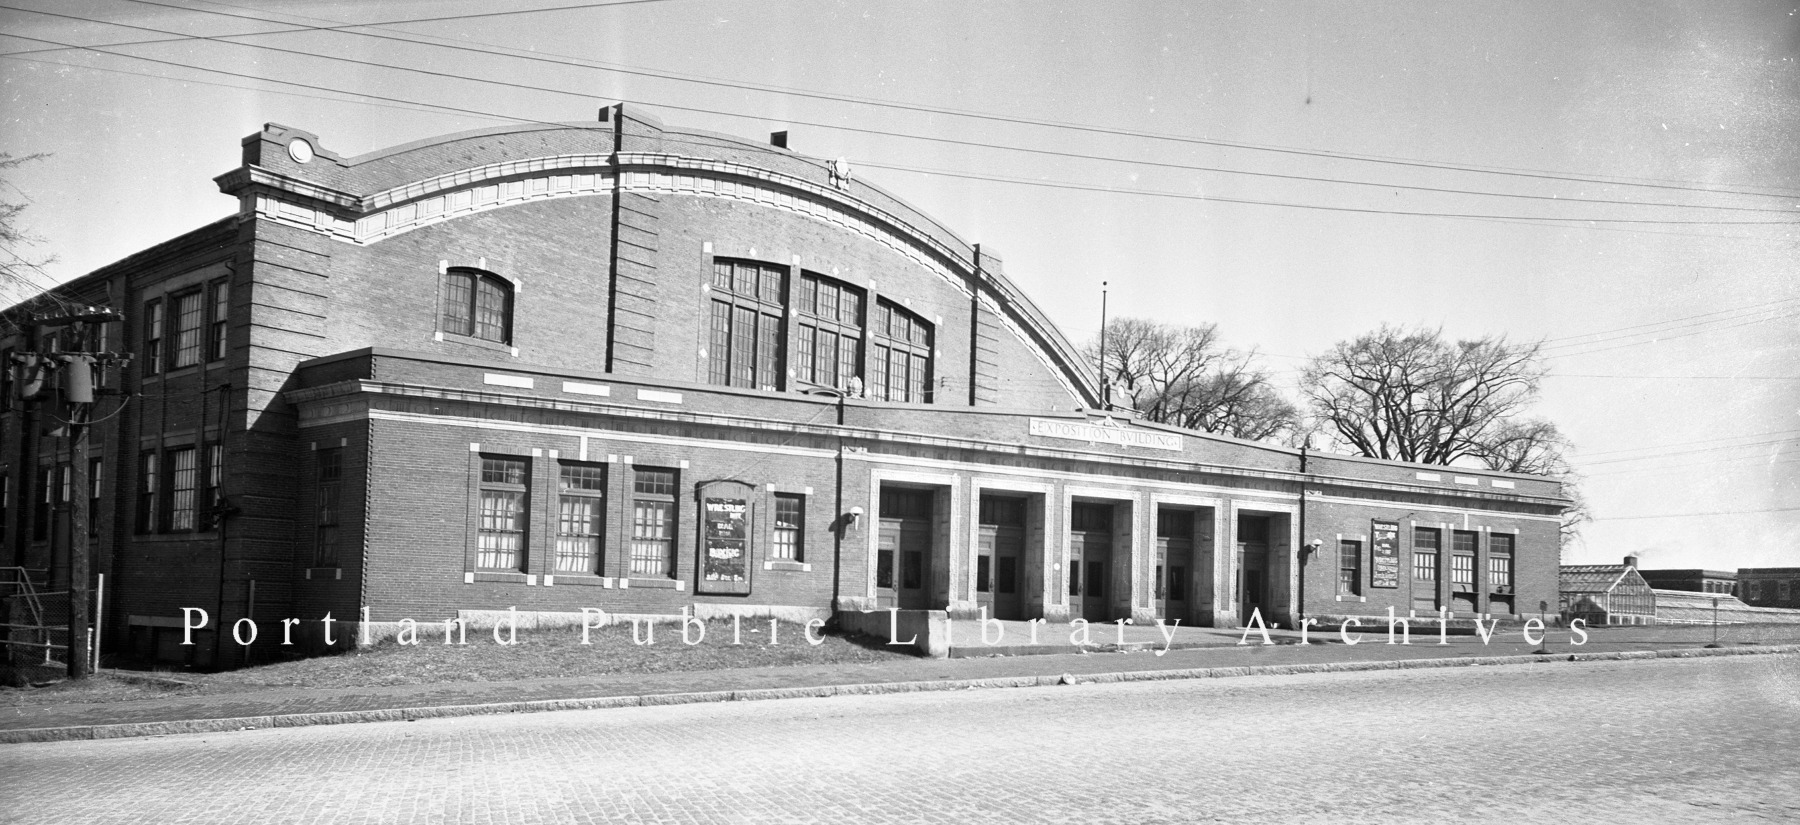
[{"left": 4, "top": 643, "right": 1795, "bottom": 745}]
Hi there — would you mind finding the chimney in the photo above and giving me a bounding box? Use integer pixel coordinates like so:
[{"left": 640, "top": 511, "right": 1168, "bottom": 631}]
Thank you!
[
  {"left": 1624, "top": 555, "right": 1639, "bottom": 569},
  {"left": 770, "top": 131, "right": 789, "bottom": 149}
]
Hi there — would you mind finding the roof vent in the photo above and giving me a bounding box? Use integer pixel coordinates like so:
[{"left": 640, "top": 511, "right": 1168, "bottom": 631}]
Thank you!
[{"left": 770, "top": 131, "right": 789, "bottom": 149}]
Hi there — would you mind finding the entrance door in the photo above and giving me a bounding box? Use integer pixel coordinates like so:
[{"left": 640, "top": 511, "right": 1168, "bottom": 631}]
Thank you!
[
  {"left": 1237, "top": 515, "right": 1270, "bottom": 625},
  {"left": 878, "top": 488, "right": 933, "bottom": 609},
  {"left": 979, "top": 495, "right": 1026, "bottom": 620},
  {"left": 1071, "top": 502, "right": 1113, "bottom": 622},
  {"left": 1157, "top": 509, "right": 1192, "bottom": 624}
]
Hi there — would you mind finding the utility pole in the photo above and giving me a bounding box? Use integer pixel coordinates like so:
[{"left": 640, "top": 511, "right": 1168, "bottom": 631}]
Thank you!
[
  {"left": 1097, "top": 281, "right": 1109, "bottom": 409},
  {"left": 13, "top": 305, "right": 128, "bottom": 679}
]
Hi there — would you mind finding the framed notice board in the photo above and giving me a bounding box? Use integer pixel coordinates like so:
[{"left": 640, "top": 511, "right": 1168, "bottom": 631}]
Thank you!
[
  {"left": 1371, "top": 520, "right": 1400, "bottom": 588},
  {"left": 695, "top": 480, "right": 754, "bottom": 594}
]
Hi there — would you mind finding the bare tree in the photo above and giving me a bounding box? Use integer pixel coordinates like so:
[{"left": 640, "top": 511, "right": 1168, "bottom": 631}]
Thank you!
[
  {"left": 1, "top": 153, "right": 57, "bottom": 311},
  {"left": 1090, "top": 317, "right": 1299, "bottom": 442},
  {"left": 1478, "top": 417, "right": 1590, "bottom": 548},
  {"left": 1301, "top": 325, "right": 1585, "bottom": 547},
  {"left": 1299, "top": 325, "right": 1547, "bottom": 464}
]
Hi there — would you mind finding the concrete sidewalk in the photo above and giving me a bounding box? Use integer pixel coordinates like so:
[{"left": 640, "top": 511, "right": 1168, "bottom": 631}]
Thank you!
[{"left": 5, "top": 625, "right": 1798, "bottom": 744}]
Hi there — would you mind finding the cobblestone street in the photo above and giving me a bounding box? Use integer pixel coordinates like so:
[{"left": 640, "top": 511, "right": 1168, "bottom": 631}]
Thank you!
[{"left": 4, "top": 655, "right": 1796, "bottom": 823}]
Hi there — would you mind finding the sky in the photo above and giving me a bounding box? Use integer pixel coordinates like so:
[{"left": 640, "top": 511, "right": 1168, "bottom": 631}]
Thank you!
[{"left": 2, "top": 0, "right": 1796, "bottom": 569}]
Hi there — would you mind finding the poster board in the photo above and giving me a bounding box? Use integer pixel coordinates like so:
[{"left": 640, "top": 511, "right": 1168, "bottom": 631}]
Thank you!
[
  {"left": 695, "top": 480, "right": 754, "bottom": 595},
  {"left": 1371, "top": 519, "right": 1401, "bottom": 588}
]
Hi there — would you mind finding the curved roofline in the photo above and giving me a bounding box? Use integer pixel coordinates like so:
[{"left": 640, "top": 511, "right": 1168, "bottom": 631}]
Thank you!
[
  {"left": 223, "top": 109, "right": 1102, "bottom": 405},
  {"left": 344, "top": 120, "right": 612, "bottom": 166}
]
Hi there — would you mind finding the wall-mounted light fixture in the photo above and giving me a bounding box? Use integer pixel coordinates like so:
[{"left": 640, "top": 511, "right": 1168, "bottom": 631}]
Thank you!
[{"left": 847, "top": 505, "right": 864, "bottom": 532}]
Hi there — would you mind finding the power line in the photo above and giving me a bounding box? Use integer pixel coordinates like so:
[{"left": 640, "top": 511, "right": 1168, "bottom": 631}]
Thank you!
[
  {"left": 1544, "top": 309, "right": 1800, "bottom": 359},
  {"left": 1592, "top": 505, "right": 1800, "bottom": 521},
  {"left": 1538, "top": 300, "right": 1800, "bottom": 353},
  {"left": 33, "top": 0, "right": 1800, "bottom": 203},
  {"left": 1538, "top": 297, "right": 1800, "bottom": 347},
  {"left": 1585, "top": 455, "right": 1800, "bottom": 479},
  {"left": 15, "top": 2, "right": 1793, "bottom": 219},
  {"left": 1549, "top": 374, "right": 1800, "bottom": 380},
  {"left": 0, "top": 31, "right": 586, "bottom": 132},
  {"left": 1581, "top": 437, "right": 1797, "bottom": 467},
  {"left": 12, "top": 20, "right": 1791, "bottom": 233},
  {"left": 1579, "top": 429, "right": 1800, "bottom": 458},
  {"left": 853, "top": 159, "right": 1796, "bottom": 225}
]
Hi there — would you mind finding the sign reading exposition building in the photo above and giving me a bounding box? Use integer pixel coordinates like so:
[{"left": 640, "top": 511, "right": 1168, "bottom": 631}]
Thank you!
[
  {"left": 696, "top": 481, "right": 753, "bottom": 595},
  {"left": 1028, "top": 417, "right": 1184, "bottom": 451},
  {"left": 1371, "top": 520, "right": 1401, "bottom": 588}
]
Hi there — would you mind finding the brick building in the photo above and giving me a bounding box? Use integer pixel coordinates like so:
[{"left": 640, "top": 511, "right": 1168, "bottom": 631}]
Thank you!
[
  {"left": 1637, "top": 568, "right": 1737, "bottom": 596},
  {"left": 3, "top": 106, "right": 1569, "bottom": 667},
  {"left": 1738, "top": 568, "right": 1800, "bottom": 609}
]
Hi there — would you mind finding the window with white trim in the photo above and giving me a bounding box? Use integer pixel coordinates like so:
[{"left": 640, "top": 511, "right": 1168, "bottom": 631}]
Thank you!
[
  {"left": 1413, "top": 527, "right": 1439, "bottom": 582},
  {"left": 555, "top": 463, "right": 606, "bottom": 574},
  {"left": 477, "top": 456, "right": 528, "bottom": 571},
  {"left": 772, "top": 493, "right": 803, "bottom": 561},
  {"left": 1339, "top": 539, "right": 1361, "bottom": 595},
  {"left": 794, "top": 273, "right": 863, "bottom": 391},
  {"left": 630, "top": 467, "right": 677, "bottom": 577},
  {"left": 442, "top": 268, "right": 513, "bottom": 344},
  {"left": 870, "top": 299, "right": 932, "bottom": 403},
  {"left": 1489, "top": 534, "right": 1513, "bottom": 590},
  {"left": 314, "top": 449, "right": 341, "bottom": 567},
  {"left": 708, "top": 259, "right": 785, "bottom": 391}
]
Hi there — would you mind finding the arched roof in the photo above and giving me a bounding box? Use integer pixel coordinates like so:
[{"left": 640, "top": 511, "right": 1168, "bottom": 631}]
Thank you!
[{"left": 215, "top": 105, "right": 1102, "bottom": 406}]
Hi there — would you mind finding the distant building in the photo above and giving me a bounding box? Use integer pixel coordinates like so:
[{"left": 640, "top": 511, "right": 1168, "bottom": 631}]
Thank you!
[
  {"left": 1559, "top": 556, "right": 1657, "bottom": 626},
  {"left": 1738, "top": 568, "right": 1800, "bottom": 609},
  {"left": 1637, "top": 568, "right": 1737, "bottom": 597}
]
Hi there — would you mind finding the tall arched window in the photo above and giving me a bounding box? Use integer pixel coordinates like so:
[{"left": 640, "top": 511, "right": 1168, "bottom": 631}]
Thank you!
[
  {"left": 794, "top": 272, "right": 864, "bottom": 391},
  {"left": 441, "top": 267, "right": 513, "bottom": 344},
  {"left": 871, "top": 299, "right": 932, "bottom": 403},
  {"left": 707, "top": 259, "right": 786, "bottom": 390}
]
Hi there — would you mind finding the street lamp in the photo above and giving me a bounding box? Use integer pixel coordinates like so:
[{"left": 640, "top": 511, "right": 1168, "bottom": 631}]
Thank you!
[
  {"left": 1705, "top": 595, "right": 1723, "bottom": 648},
  {"left": 1298, "top": 539, "right": 1322, "bottom": 641}
]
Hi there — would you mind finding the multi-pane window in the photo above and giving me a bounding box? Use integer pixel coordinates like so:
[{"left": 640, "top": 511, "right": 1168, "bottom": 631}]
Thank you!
[
  {"left": 794, "top": 273, "right": 864, "bottom": 391},
  {"left": 1489, "top": 534, "right": 1513, "bottom": 590},
  {"left": 555, "top": 463, "right": 606, "bottom": 574},
  {"left": 477, "top": 456, "right": 528, "bottom": 570},
  {"left": 143, "top": 299, "right": 165, "bottom": 375},
  {"left": 208, "top": 278, "right": 230, "bottom": 361},
  {"left": 137, "top": 451, "right": 158, "bottom": 533},
  {"left": 315, "top": 449, "right": 342, "bottom": 567},
  {"left": 204, "top": 444, "right": 223, "bottom": 511},
  {"left": 89, "top": 457, "right": 102, "bottom": 537},
  {"left": 442, "top": 268, "right": 513, "bottom": 344},
  {"left": 1413, "top": 527, "right": 1439, "bottom": 582},
  {"left": 708, "top": 259, "right": 785, "bottom": 391},
  {"left": 870, "top": 299, "right": 932, "bottom": 403},
  {"left": 1451, "top": 531, "right": 1477, "bottom": 590},
  {"left": 630, "top": 467, "right": 677, "bottom": 577},
  {"left": 1339, "top": 539, "right": 1362, "bottom": 595},
  {"left": 1450, "top": 554, "right": 1475, "bottom": 590},
  {"left": 772, "top": 493, "right": 803, "bottom": 561},
  {"left": 33, "top": 466, "right": 52, "bottom": 541},
  {"left": 166, "top": 446, "right": 198, "bottom": 532},
  {"left": 171, "top": 290, "right": 205, "bottom": 369}
]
